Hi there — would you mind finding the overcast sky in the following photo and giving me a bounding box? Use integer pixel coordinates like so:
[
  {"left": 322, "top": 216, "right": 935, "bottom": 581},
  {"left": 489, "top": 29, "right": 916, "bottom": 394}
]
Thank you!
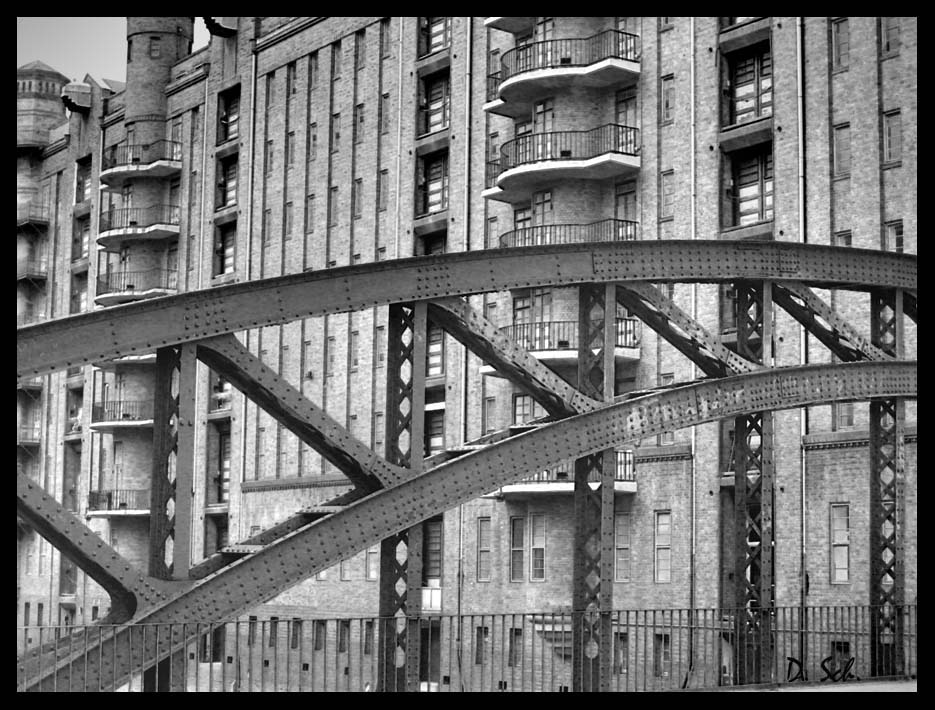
[{"left": 17, "top": 17, "right": 210, "bottom": 84}]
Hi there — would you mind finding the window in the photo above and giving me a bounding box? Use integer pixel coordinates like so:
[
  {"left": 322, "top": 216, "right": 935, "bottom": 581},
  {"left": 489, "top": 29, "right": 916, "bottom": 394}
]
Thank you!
[
  {"left": 834, "top": 230, "right": 852, "bottom": 247},
  {"left": 486, "top": 217, "right": 498, "bottom": 247},
  {"left": 353, "top": 178, "right": 363, "bottom": 218},
  {"left": 287, "top": 131, "right": 296, "bottom": 167},
  {"left": 513, "top": 394, "right": 546, "bottom": 425},
  {"left": 309, "top": 122, "right": 318, "bottom": 161},
  {"left": 305, "top": 194, "right": 316, "bottom": 233},
  {"left": 425, "top": 409, "right": 444, "bottom": 455},
  {"left": 262, "top": 209, "right": 272, "bottom": 244},
  {"left": 374, "top": 411, "right": 384, "bottom": 454},
  {"left": 423, "top": 518, "right": 443, "bottom": 581},
  {"left": 149, "top": 37, "right": 161, "bottom": 58},
  {"left": 883, "top": 111, "right": 902, "bottom": 163},
  {"left": 37, "top": 603, "right": 44, "bottom": 627},
  {"left": 831, "top": 503, "right": 850, "bottom": 583},
  {"left": 216, "top": 155, "right": 238, "bottom": 208},
  {"left": 510, "top": 517, "right": 524, "bottom": 582},
  {"left": 326, "top": 336, "right": 336, "bottom": 376},
  {"left": 314, "top": 620, "right": 326, "bottom": 649},
  {"left": 655, "top": 511, "right": 672, "bottom": 583},
  {"left": 612, "top": 632, "right": 630, "bottom": 675},
  {"left": 530, "top": 514, "right": 545, "bottom": 581},
  {"left": 375, "top": 326, "right": 386, "bottom": 366},
  {"left": 332, "top": 113, "right": 341, "bottom": 152},
  {"left": 427, "top": 322, "right": 444, "bottom": 376},
  {"left": 660, "top": 170, "right": 674, "bottom": 219},
  {"left": 340, "top": 558, "right": 350, "bottom": 581},
  {"left": 732, "top": 148, "right": 773, "bottom": 226},
  {"left": 418, "top": 151, "right": 449, "bottom": 215},
  {"left": 420, "top": 17, "right": 451, "bottom": 56},
  {"left": 248, "top": 616, "right": 258, "bottom": 645},
  {"left": 265, "top": 140, "right": 274, "bottom": 175},
  {"left": 421, "top": 72, "right": 451, "bottom": 135},
  {"left": 882, "top": 17, "right": 900, "bottom": 56},
  {"left": 654, "top": 633, "right": 671, "bottom": 677},
  {"left": 380, "top": 93, "right": 391, "bottom": 134},
  {"left": 329, "top": 186, "right": 339, "bottom": 226},
  {"left": 483, "top": 397, "right": 496, "bottom": 434},
  {"left": 833, "top": 124, "right": 851, "bottom": 176},
  {"left": 286, "top": 61, "right": 296, "bottom": 96},
  {"left": 884, "top": 220, "right": 904, "bottom": 253},
  {"left": 338, "top": 620, "right": 350, "bottom": 653},
  {"left": 309, "top": 52, "right": 319, "bottom": 89},
  {"left": 127, "top": 38, "right": 132, "bottom": 63},
  {"left": 366, "top": 546, "right": 379, "bottom": 580},
  {"left": 832, "top": 19, "right": 850, "bottom": 70},
  {"left": 509, "top": 628, "right": 523, "bottom": 667},
  {"left": 474, "top": 626, "right": 489, "bottom": 664},
  {"left": 355, "top": 30, "right": 366, "bottom": 69},
  {"left": 476, "top": 517, "right": 491, "bottom": 581},
  {"left": 265, "top": 72, "right": 275, "bottom": 109},
  {"left": 832, "top": 402, "right": 854, "bottom": 430},
  {"left": 729, "top": 46, "right": 772, "bottom": 124},
  {"left": 268, "top": 617, "right": 279, "bottom": 646},
  {"left": 532, "top": 189, "right": 553, "bottom": 226},
  {"left": 72, "top": 218, "right": 90, "bottom": 261},
  {"left": 331, "top": 41, "right": 342, "bottom": 79},
  {"left": 75, "top": 160, "right": 92, "bottom": 203},
  {"left": 378, "top": 169, "right": 389, "bottom": 211},
  {"left": 661, "top": 75, "right": 675, "bottom": 123},
  {"left": 615, "top": 512, "right": 631, "bottom": 581},
  {"left": 354, "top": 104, "right": 365, "bottom": 144},
  {"left": 291, "top": 619, "right": 303, "bottom": 649},
  {"left": 284, "top": 201, "right": 294, "bottom": 237}
]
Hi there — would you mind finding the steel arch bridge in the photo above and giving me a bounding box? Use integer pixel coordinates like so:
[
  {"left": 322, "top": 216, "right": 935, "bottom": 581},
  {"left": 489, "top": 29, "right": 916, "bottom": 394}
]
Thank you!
[{"left": 17, "top": 240, "right": 916, "bottom": 691}]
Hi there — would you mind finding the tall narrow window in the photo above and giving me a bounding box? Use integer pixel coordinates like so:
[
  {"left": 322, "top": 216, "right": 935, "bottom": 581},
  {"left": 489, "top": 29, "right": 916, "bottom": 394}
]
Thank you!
[
  {"left": 329, "top": 186, "right": 339, "bottom": 226},
  {"left": 378, "top": 169, "right": 389, "bottom": 211},
  {"left": 286, "top": 61, "right": 296, "bottom": 96},
  {"left": 354, "top": 103, "right": 365, "bottom": 144},
  {"left": 654, "top": 511, "right": 672, "bottom": 583},
  {"left": 530, "top": 514, "right": 545, "bottom": 581},
  {"left": 287, "top": 131, "right": 295, "bottom": 167},
  {"left": 265, "top": 140, "right": 274, "bottom": 175},
  {"left": 380, "top": 93, "right": 391, "bottom": 134},
  {"left": 380, "top": 18, "right": 391, "bottom": 59},
  {"left": 366, "top": 546, "right": 379, "bottom": 580},
  {"left": 268, "top": 617, "right": 279, "bottom": 646},
  {"left": 331, "top": 113, "right": 341, "bottom": 152},
  {"left": 476, "top": 517, "right": 491, "bottom": 581},
  {"left": 418, "top": 151, "right": 449, "bottom": 216},
  {"left": 213, "top": 222, "right": 236, "bottom": 276},
  {"left": 730, "top": 45, "right": 772, "bottom": 124},
  {"left": 833, "top": 124, "right": 851, "bottom": 176},
  {"left": 217, "top": 155, "right": 238, "bottom": 208},
  {"left": 474, "top": 626, "right": 489, "bottom": 664},
  {"left": 483, "top": 396, "right": 496, "bottom": 434},
  {"left": 508, "top": 628, "right": 523, "bottom": 667},
  {"left": 326, "top": 336, "right": 336, "bottom": 376},
  {"left": 832, "top": 19, "right": 850, "bottom": 70},
  {"left": 427, "top": 322, "right": 444, "bottom": 376},
  {"left": 375, "top": 326, "right": 386, "bottom": 366},
  {"left": 882, "top": 17, "right": 900, "bottom": 55},
  {"left": 614, "top": 633, "right": 629, "bottom": 675},
  {"left": 309, "top": 122, "right": 318, "bottom": 161},
  {"left": 353, "top": 178, "right": 363, "bottom": 218},
  {"left": 732, "top": 148, "right": 773, "bottom": 226},
  {"left": 332, "top": 41, "right": 342, "bottom": 79},
  {"left": 654, "top": 633, "right": 671, "bottom": 677},
  {"left": 884, "top": 220, "right": 904, "bottom": 253},
  {"left": 338, "top": 620, "right": 350, "bottom": 653},
  {"left": 422, "top": 518, "right": 443, "bottom": 582},
  {"left": 831, "top": 504, "right": 850, "bottom": 583},
  {"left": 373, "top": 412, "right": 384, "bottom": 454},
  {"left": 883, "top": 111, "right": 902, "bottom": 163},
  {"left": 420, "top": 17, "right": 451, "bottom": 56},
  {"left": 309, "top": 52, "right": 319, "bottom": 89},
  {"left": 149, "top": 37, "right": 161, "bottom": 58},
  {"left": 350, "top": 330, "right": 359, "bottom": 370},
  {"left": 660, "top": 170, "right": 674, "bottom": 219},
  {"left": 421, "top": 72, "right": 451, "bottom": 135},
  {"left": 661, "top": 75, "right": 675, "bottom": 124},
  {"left": 615, "top": 512, "right": 631, "bottom": 581},
  {"left": 425, "top": 409, "right": 444, "bottom": 455},
  {"left": 284, "top": 201, "right": 293, "bottom": 237},
  {"left": 510, "top": 517, "right": 525, "bottom": 582},
  {"left": 305, "top": 194, "right": 316, "bottom": 233}
]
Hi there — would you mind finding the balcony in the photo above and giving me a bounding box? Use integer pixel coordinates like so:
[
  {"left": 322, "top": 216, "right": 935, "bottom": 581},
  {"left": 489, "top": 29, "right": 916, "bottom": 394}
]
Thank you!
[
  {"left": 16, "top": 258, "right": 48, "bottom": 282},
  {"left": 99, "top": 140, "right": 182, "bottom": 188},
  {"left": 485, "top": 125, "right": 640, "bottom": 204},
  {"left": 482, "top": 318, "right": 641, "bottom": 375},
  {"left": 97, "top": 204, "right": 181, "bottom": 250},
  {"left": 96, "top": 268, "right": 178, "bottom": 307},
  {"left": 496, "top": 219, "right": 638, "bottom": 248},
  {"left": 90, "top": 400, "right": 154, "bottom": 431},
  {"left": 719, "top": 17, "right": 770, "bottom": 54},
  {"left": 486, "top": 31, "right": 640, "bottom": 118},
  {"left": 17, "top": 424, "right": 41, "bottom": 446},
  {"left": 18, "top": 376, "right": 43, "bottom": 390},
  {"left": 87, "top": 487, "right": 151, "bottom": 517},
  {"left": 16, "top": 203, "right": 49, "bottom": 227},
  {"left": 500, "top": 450, "right": 637, "bottom": 496},
  {"left": 484, "top": 17, "right": 536, "bottom": 34}
]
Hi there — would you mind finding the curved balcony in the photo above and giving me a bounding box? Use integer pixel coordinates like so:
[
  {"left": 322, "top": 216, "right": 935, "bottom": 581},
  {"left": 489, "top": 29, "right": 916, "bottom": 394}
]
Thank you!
[
  {"left": 496, "top": 219, "right": 638, "bottom": 248},
  {"left": 484, "top": 17, "right": 536, "bottom": 34},
  {"left": 87, "top": 486, "right": 150, "bottom": 517},
  {"left": 99, "top": 140, "right": 182, "bottom": 188},
  {"left": 96, "top": 268, "right": 178, "bottom": 306},
  {"left": 487, "top": 31, "right": 640, "bottom": 118},
  {"left": 487, "top": 125, "right": 640, "bottom": 204},
  {"left": 90, "top": 400, "right": 154, "bottom": 431},
  {"left": 500, "top": 450, "right": 637, "bottom": 496},
  {"left": 97, "top": 205, "right": 181, "bottom": 250}
]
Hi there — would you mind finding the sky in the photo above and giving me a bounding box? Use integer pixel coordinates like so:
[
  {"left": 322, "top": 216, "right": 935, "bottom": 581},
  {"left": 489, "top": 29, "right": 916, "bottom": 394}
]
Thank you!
[{"left": 17, "top": 17, "right": 211, "bottom": 84}]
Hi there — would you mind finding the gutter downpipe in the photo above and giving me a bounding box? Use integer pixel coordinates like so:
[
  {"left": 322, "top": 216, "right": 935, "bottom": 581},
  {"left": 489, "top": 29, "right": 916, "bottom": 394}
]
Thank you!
[
  {"left": 687, "top": 15, "right": 697, "bottom": 688},
  {"left": 393, "top": 21, "right": 404, "bottom": 259}
]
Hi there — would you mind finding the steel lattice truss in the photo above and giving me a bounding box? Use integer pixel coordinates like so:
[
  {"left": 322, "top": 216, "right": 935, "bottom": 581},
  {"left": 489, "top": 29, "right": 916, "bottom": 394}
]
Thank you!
[{"left": 15, "top": 241, "right": 916, "bottom": 691}]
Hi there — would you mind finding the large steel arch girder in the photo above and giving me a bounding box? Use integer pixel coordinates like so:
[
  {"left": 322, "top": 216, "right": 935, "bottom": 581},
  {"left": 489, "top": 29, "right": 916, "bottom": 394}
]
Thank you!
[{"left": 17, "top": 242, "right": 916, "bottom": 381}]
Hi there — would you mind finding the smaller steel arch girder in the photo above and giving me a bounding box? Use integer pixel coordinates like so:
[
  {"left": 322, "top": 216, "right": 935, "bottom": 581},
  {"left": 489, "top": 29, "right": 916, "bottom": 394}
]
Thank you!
[{"left": 17, "top": 242, "right": 916, "bottom": 381}]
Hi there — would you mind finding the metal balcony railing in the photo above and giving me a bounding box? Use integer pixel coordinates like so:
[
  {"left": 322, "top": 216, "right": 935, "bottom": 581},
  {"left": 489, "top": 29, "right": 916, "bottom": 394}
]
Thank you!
[
  {"left": 19, "top": 604, "right": 916, "bottom": 691},
  {"left": 101, "top": 140, "right": 182, "bottom": 170},
  {"left": 16, "top": 258, "right": 48, "bottom": 280},
  {"left": 498, "top": 219, "right": 638, "bottom": 248},
  {"left": 500, "top": 30, "right": 640, "bottom": 83},
  {"left": 503, "top": 318, "right": 641, "bottom": 351},
  {"left": 97, "top": 268, "right": 178, "bottom": 295},
  {"left": 520, "top": 450, "right": 635, "bottom": 484},
  {"left": 485, "top": 160, "right": 500, "bottom": 189},
  {"left": 498, "top": 124, "right": 639, "bottom": 174},
  {"left": 87, "top": 488, "right": 150, "bottom": 512},
  {"left": 486, "top": 72, "right": 501, "bottom": 101},
  {"left": 99, "top": 205, "right": 181, "bottom": 232},
  {"left": 18, "top": 424, "right": 41, "bottom": 443},
  {"left": 91, "top": 400, "right": 154, "bottom": 423}
]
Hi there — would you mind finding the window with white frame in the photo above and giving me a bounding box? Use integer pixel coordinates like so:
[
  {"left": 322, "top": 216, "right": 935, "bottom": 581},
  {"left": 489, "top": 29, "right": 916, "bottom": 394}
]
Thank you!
[
  {"left": 615, "top": 512, "right": 631, "bottom": 581},
  {"left": 832, "top": 18, "right": 849, "bottom": 70},
  {"left": 510, "top": 517, "right": 524, "bottom": 582},
  {"left": 884, "top": 220, "right": 904, "bottom": 253},
  {"left": 833, "top": 124, "right": 851, "bottom": 176},
  {"left": 477, "top": 517, "right": 491, "bottom": 581},
  {"left": 883, "top": 111, "right": 902, "bottom": 163},
  {"left": 655, "top": 511, "right": 672, "bottom": 583},
  {"left": 530, "top": 514, "right": 545, "bottom": 581},
  {"left": 831, "top": 503, "right": 849, "bottom": 583}
]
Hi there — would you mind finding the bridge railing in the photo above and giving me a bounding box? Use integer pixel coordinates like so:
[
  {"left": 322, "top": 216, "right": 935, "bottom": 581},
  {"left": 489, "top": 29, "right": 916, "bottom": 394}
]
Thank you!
[{"left": 17, "top": 604, "right": 916, "bottom": 692}]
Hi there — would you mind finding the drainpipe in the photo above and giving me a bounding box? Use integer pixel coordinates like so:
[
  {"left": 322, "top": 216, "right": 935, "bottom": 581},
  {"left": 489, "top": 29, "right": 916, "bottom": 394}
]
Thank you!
[
  {"left": 796, "top": 15, "right": 809, "bottom": 660},
  {"left": 196, "top": 68, "right": 209, "bottom": 290},
  {"left": 687, "top": 16, "right": 697, "bottom": 687},
  {"left": 393, "top": 20, "right": 404, "bottom": 258}
]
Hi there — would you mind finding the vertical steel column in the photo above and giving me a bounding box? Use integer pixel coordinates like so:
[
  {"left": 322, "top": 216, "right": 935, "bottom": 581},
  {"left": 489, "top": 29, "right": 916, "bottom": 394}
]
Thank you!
[
  {"left": 378, "top": 303, "right": 427, "bottom": 692},
  {"left": 869, "top": 288, "right": 905, "bottom": 677},
  {"left": 732, "top": 281, "right": 774, "bottom": 684},
  {"left": 572, "top": 283, "right": 615, "bottom": 692}
]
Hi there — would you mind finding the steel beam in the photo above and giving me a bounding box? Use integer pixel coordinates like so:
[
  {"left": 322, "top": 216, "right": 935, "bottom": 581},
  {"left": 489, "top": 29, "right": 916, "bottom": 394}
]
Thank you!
[
  {"left": 573, "top": 283, "right": 616, "bottom": 692},
  {"left": 869, "top": 288, "right": 906, "bottom": 677},
  {"left": 17, "top": 243, "right": 916, "bottom": 381},
  {"left": 903, "top": 291, "right": 917, "bottom": 324},
  {"left": 17, "top": 361, "right": 916, "bottom": 691},
  {"left": 616, "top": 282, "right": 759, "bottom": 377},
  {"left": 428, "top": 297, "right": 598, "bottom": 416},
  {"left": 378, "top": 303, "right": 427, "bottom": 692},
  {"left": 773, "top": 281, "right": 891, "bottom": 362},
  {"left": 195, "top": 334, "right": 406, "bottom": 491}
]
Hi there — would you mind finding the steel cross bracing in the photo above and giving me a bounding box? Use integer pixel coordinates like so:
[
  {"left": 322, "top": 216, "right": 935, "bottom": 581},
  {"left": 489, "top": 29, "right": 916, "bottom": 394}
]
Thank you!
[
  {"left": 17, "top": 361, "right": 916, "bottom": 690},
  {"left": 16, "top": 242, "right": 916, "bottom": 382},
  {"left": 869, "top": 289, "right": 907, "bottom": 676}
]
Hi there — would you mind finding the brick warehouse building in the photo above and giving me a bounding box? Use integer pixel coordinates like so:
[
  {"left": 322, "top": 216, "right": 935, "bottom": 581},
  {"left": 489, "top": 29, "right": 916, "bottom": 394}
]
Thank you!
[{"left": 16, "top": 17, "right": 916, "bottom": 690}]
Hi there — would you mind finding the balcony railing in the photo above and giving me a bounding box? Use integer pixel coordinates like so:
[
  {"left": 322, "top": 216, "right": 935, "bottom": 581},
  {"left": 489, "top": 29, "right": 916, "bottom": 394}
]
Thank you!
[
  {"left": 500, "top": 30, "right": 640, "bottom": 83},
  {"left": 503, "top": 318, "right": 641, "bottom": 351},
  {"left": 101, "top": 140, "right": 182, "bottom": 170},
  {"left": 91, "top": 400, "right": 154, "bottom": 423},
  {"left": 16, "top": 203, "right": 49, "bottom": 225},
  {"left": 18, "top": 424, "right": 41, "bottom": 444},
  {"left": 485, "top": 160, "right": 501, "bottom": 189},
  {"left": 498, "top": 124, "right": 639, "bottom": 174},
  {"left": 16, "top": 258, "right": 48, "bottom": 280},
  {"left": 87, "top": 488, "right": 150, "bottom": 512},
  {"left": 498, "top": 219, "right": 638, "bottom": 248},
  {"left": 97, "top": 268, "right": 178, "bottom": 295},
  {"left": 521, "top": 450, "right": 635, "bottom": 483},
  {"left": 486, "top": 72, "right": 501, "bottom": 102},
  {"left": 99, "top": 205, "right": 181, "bottom": 233}
]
